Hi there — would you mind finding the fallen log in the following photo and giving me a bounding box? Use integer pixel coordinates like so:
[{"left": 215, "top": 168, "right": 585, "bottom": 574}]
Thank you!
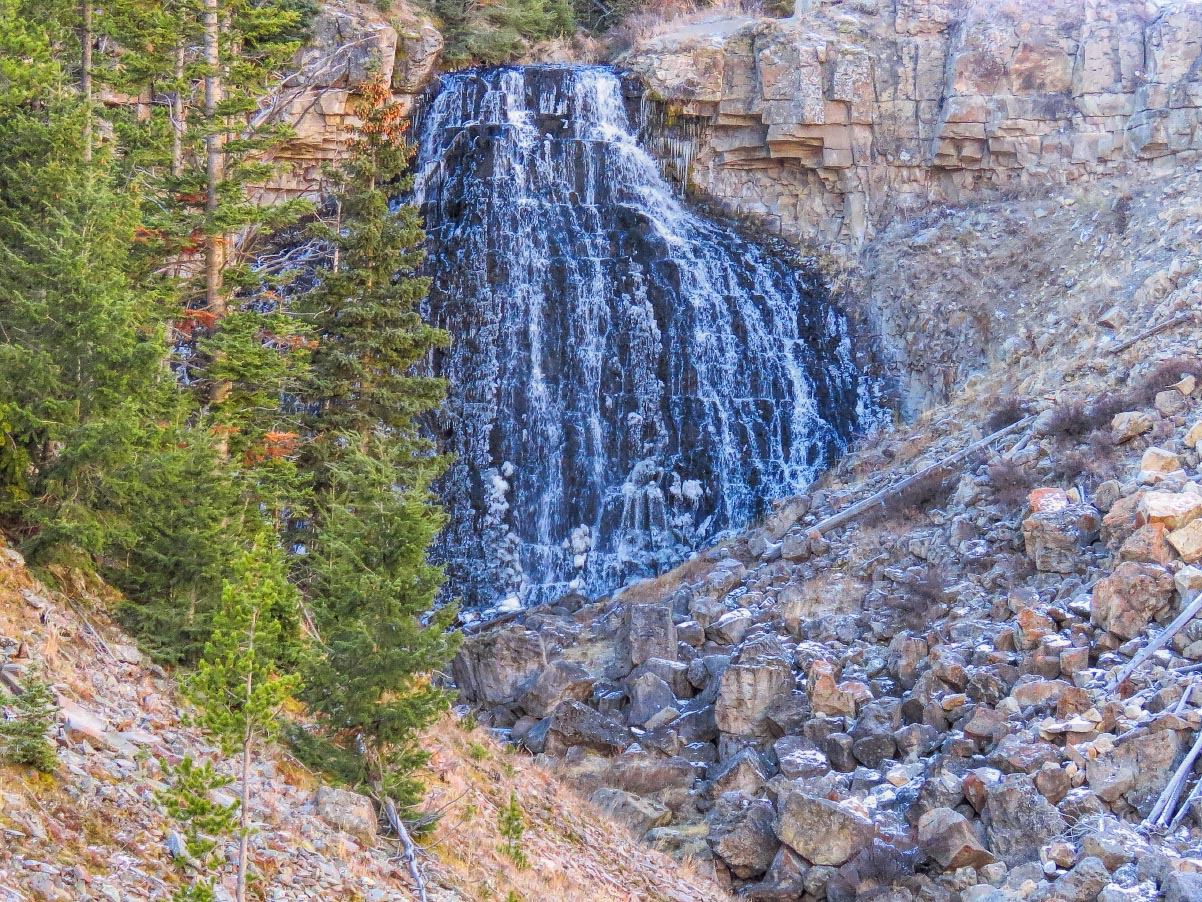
[
  {"left": 1112, "top": 590, "right": 1202, "bottom": 689},
  {"left": 1109, "top": 311, "right": 1198, "bottom": 356},
  {"left": 808, "top": 415, "right": 1036, "bottom": 537}
]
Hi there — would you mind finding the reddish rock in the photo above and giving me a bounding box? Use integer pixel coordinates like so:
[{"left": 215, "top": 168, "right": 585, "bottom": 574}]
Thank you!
[
  {"left": 1117, "top": 523, "right": 1178, "bottom": 565},
  {"left": 1091, "top": 561, "right": 1176, "bottom": 639}
]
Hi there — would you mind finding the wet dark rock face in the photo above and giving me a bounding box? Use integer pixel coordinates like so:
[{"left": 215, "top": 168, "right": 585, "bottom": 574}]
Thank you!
[{"left": 413, "top": 65, "right": 862, "bottom": 608}]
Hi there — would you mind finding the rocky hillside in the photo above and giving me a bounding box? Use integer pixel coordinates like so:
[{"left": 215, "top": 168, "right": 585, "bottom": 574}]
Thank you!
[
  {"left": 623, "top": 0, "right": 1202, "bottom": 253},
  {"left": 0, "top": 543, "right": 727, "bottom": 902},
  {"left": 454, "top": 307, "right": 1202, "bottom": 900}
]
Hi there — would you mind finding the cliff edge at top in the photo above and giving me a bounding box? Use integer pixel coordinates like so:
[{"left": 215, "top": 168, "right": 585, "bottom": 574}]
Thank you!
[{"left": 621, "top": 0, "right": 1202, "bottom": 252}]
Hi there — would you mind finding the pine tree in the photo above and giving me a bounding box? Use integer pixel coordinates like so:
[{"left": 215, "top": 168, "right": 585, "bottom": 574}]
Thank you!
[
  {"left": 158, "top": 756, "right": 239, "bottom": 902},
  {"left": 301, "top": 438, "right": 459, "bottom": 805},
  {"left": 498, "top": 792, "right": 528, "bottom": 869},
  {"left": 0, "top": 667, "right": 58, "bottom": 773},
  {"left": 184, "top": 536, "right": 301, "bottom": 902},
  {"left": 301, "top": 78, "right": 448, "bottom": 453}
]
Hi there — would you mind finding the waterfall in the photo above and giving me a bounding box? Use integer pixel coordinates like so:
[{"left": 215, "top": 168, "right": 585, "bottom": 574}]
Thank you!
[{"left": 412, "top": 65, "right": 862, "bottom": 610}]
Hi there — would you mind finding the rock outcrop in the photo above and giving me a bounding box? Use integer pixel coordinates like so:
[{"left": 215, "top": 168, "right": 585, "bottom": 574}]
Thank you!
[
  {"left": 256, "top": 0, "right": 442, "bottom": 200},
  {"left": 624, "top": 0, "right": 1202, "bottom": 253}
]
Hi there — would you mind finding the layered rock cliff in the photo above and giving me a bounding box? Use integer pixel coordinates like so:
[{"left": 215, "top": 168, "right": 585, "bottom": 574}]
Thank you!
[
  {"left": 256, "top": 0, "right": 443, "bottom": 201},
  {"left": 623, "top": 0, "right": 1202, "bottom": 253}
]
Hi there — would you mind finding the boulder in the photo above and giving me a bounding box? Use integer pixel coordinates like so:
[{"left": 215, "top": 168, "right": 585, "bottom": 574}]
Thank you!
[
  {"left": 589, "top": 787, "right": 671, "bottom": 835},
  {"left": 1138, "top": 447, "right": 1181, "bottom": 483},
  {"left": 314, "top": 786, "right": 377, "bottom": 842},
  {"left": 981, "top": 774, "right": 1066, "bottom": 866},
  {"left": 519, "top": 659, "right": 594, "bottom": 718},
  {"left": 850, "top": 701, "right": 900, "bottom": 768},
  {"left": 715, "top": 657, "right": 793, "bottom": 737},
  {"left": 1164, "top": 872, "right": 1202, "bottom": 902},
  {"left": 1091, "top": 561, "right": 1176, "bottom": 639},
  {"left": 59, "top": 702, "right": 107, "bottom": 749},
  {"left": 808, "top": 661, "right": 872, "bottom": 718},
  {"left": 775, "top": 790, "right": 872, "bottom": 867},
  {"left": 707, "top": 747, "right": 767, "bottom": 797},
  {"left": 707, "top": 792, "right": 780, "bottom": 879},
  {"left": 626, "top": 671, "right": 677, "bottom": 726},
  {"left": 544, "top": 700, "right": 632, "bottom": 756},
  {"left": 1022, "top": 503, "right": 1100, "bottom": 573},
  {"left": 1138, "top": 491, "right": 1202, "bottom": 530},
  {"left": 709, "top": 609, "right": 753, "bottom": 645},
  {"left": 1168, "top": 519, "right": 1202, "bottom": 563},
  {"left": 1086, "top": 728, "right": 1182, "bottom": 811},
  {"left": 1111, "top": 410, "right": 1153, "bottom": 443},
  {"left": 1053, "top": 857, "right": 1111, "bottom": 902},
  {"left": 918, "top": 807, "right": 995, "bottom": 870},
  {"left": 626, "top": 602, "right": 677, "bottom": 665},
  {"left": 452, "top": 625, "right": 546, "bottom": 705},
  {"left": 1186, "top": 421, "right": 1202, "bottom": 450},
  {"left": 887, "top": 635, "right": 928, "bottom": 689},
  {"left": 775, "top": 736, "right": 831, "bottom": 780},
  {"left": 1117, "top": 523, "right": 1177, "bottom": 565}
]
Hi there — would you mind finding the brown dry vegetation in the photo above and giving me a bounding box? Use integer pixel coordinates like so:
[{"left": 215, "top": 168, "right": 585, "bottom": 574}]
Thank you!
[{"left": 0, "top": 539, "right": 728, "bottom": 902}]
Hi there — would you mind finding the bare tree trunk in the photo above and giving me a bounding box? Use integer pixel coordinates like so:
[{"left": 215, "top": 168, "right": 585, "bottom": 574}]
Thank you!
[
  {"left": 202, "top": 0, "right": 231, "bottom": 425},
  {"left": 81, "top": 0, "right": 93, "bottom": 162},
  {"left": 236, "top": 608, "right": 258, "bottom": 902},
  {"left": 171, "top": 42, "right": 185, "bottom": 178},
  {"left": 203, "top": 0, "right": 225, "bottom": 324},
  {"left": 237, "top": 728, "right": 252, "bottom": 902}
]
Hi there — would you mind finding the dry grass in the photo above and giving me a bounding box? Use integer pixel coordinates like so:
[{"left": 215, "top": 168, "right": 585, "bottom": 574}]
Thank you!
[
  {"left": 613, "top": 551, "right": 715, "bottom": 604},
  {"left": 417, "top": 720, "right": 729, "bottom": 902}
]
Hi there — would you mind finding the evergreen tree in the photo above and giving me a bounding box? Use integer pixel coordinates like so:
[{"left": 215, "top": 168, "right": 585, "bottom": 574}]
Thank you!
[
  {"left": 301, "top": 78, "right": 447, "bottom": 453},
  {"left": 158, "top": 756, "right": 239, "bottom": 902},
  {"left": 184, "top": 536, "right": 301, "bottom": 902},
  {"left": 294, "top": 81, "right": 459, "bottom": 808},
  {"left": 0, "top": 667, "right": 58, "bottom": 773},
  {"left": 498, "top": 791, "right": 528, "bottom": 869},
  {"left": 301, "top": 438, "right": 458, "bottom": 805}
]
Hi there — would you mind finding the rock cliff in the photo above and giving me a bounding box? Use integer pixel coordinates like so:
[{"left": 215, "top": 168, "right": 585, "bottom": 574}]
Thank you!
[
  {"left": 623, "top": 0, "right": 1202, "bottom": 253},
  {"left": 255, "top": 0, "right": 443, "bottom": 201}
]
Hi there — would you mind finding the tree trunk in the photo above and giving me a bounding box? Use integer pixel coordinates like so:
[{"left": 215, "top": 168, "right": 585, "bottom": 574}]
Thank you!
[
  {"left": 81, "top": 0, "right": 93, "bottom": 162},
  {"left": 203, "top": 0, "right": 231, "bottom": 419},
  {"left": 236, "top": 607, "right": 258, "bottom": 902},
  {"left": 237, "top": 729, "right": 251, "bottom": 902},
  {"left": 203, "top": 0, "right": 225, "bottom": 321},
  {"left": 171, "top": 42, "right": 185, "bottom": 178}
]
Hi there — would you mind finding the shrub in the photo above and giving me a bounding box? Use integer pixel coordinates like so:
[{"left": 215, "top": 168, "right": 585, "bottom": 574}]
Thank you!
[
  {"left": 889, "top": 564, "right": 949, "bottom": 630},
  {"left": 826, "top": 839, "right": 918, "bottom": 902},
  {"left": 862, "top": 468, "right": 957, "bottom": 526},
  {"left": 1052, "top": 429, "right": 1120, "bottom": 483},
  {"left": 1128, "top": 357, "right": 1202, "bottom": 408},
  {"left": 985, "top": 396, "right": 1028, "bottom": 434},
  {"left": 987, "top": 458, "right": 1036, "bottom": 508}
]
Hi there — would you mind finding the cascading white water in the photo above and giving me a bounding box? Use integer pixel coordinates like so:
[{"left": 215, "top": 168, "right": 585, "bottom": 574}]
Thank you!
[{"left": 412, "top": 65, "right": 863, "bottom": 610}]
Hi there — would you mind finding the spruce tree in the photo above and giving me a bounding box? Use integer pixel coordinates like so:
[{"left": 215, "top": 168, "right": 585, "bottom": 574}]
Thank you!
[
  {"left": 301, "top": 78, "right": 447, "bottom": 453},
  {"left": 294, "top": 81, "right": 459, "bottom": 808},
  {"left": 158, "top": 756, "right": 239, "bottom": 902},
  {"left": 0, "top": 667, "right": 58, "bottom": 773}
]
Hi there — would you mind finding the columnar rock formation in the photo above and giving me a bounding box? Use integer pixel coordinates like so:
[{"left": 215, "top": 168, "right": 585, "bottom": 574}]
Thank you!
[{"left": 623, "top": 0, "right": 1202, "bottom": 251}]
